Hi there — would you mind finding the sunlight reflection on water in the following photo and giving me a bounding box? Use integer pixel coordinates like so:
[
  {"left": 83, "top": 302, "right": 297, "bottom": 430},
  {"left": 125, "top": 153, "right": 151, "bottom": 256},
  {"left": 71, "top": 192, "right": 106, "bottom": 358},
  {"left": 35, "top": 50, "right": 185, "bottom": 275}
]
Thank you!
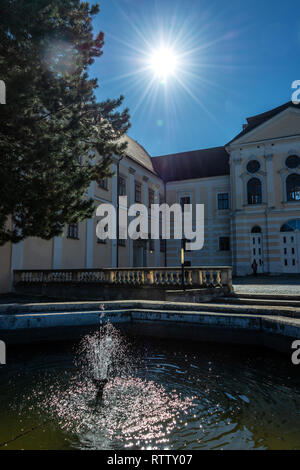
[{"left": 1, "top": 324, "right": 300, "bottom": 450}]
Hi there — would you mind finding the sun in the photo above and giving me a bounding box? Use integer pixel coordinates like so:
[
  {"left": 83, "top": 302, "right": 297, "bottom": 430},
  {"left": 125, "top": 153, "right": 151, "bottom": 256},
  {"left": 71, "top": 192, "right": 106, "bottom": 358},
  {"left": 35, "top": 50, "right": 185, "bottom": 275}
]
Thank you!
[{"left": 149, "top": 47, "right": 178, "bottom": 79}]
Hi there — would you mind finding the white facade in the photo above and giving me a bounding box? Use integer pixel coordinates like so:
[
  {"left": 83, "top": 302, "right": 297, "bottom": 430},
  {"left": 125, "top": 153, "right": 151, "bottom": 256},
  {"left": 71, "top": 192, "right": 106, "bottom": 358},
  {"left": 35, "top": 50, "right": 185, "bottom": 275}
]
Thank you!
[{"left": 1, "top": 102, "right": 300, "bottom": 293}]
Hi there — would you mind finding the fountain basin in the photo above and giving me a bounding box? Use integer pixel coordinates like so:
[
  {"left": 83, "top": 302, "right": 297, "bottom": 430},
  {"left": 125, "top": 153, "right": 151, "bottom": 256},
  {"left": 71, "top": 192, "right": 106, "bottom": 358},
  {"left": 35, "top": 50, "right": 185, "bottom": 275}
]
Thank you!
[
  {"left": 0, "top": 303, "right": 300, "bottom": 354},
  {"left": 0, "top": 334, "right": 299, "bottom": 450}
]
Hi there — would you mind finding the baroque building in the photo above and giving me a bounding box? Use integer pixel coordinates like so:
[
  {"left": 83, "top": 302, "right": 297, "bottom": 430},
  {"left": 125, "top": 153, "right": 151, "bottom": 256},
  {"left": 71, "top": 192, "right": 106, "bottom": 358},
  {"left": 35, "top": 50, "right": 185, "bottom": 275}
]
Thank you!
[{"left": 0, "top": 100, "right": 299, "bottom": 292}]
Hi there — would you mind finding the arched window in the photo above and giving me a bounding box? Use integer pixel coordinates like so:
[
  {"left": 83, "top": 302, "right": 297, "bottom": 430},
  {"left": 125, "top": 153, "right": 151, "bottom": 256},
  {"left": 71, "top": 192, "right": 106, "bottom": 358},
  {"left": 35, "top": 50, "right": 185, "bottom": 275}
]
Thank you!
[
  {"left": 286, "top": 174, "right": 300, "bottom": 201},
  {"left": 251, "top": 226, "right": 262, "bottom": 233},
  {"left": 280, "top": 220, "right": 300, "bottom": 232},
  {"left": 247, "top": 178, "right": 262, "bottom": 205}
]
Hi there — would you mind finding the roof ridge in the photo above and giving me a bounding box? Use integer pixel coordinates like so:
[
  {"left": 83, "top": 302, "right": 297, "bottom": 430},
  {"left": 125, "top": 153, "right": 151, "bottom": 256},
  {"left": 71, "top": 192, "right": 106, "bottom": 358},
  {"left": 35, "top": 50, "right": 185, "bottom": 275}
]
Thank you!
[
  {"left": 246, "top": 101, "right": 293, "bottom": 123},
  {"left": 227, "top": 100, "right": 300, "bottom": 146}
]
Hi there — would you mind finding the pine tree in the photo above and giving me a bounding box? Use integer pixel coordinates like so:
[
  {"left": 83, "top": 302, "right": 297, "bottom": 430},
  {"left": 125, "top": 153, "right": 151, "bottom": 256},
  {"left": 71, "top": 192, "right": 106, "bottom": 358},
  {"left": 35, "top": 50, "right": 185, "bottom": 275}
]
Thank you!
[{"left": 0, "top": 0, "right": 130, "bottom": 245}]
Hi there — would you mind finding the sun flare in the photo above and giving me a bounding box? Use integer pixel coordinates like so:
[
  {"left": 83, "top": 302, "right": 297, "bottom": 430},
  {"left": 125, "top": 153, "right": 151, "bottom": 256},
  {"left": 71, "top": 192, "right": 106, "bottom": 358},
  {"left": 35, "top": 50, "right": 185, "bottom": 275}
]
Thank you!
[{"left": 149, "top": 47, "right": 178, "bottom": 79}]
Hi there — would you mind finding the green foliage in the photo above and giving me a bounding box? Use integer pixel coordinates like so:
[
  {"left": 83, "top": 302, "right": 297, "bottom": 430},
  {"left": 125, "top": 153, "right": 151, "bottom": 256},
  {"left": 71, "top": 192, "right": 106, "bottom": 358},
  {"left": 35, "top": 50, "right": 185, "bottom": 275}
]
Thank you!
[{"left": 0, "top": 0, "right": 130, "bottom": 244}]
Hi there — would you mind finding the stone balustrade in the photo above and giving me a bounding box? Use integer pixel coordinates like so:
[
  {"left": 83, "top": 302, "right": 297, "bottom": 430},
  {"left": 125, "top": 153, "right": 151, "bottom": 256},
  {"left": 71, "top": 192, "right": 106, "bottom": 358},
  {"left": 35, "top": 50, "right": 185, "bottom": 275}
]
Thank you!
[{"left": 14, "top": 266, "right": 232, "bottom": 291}]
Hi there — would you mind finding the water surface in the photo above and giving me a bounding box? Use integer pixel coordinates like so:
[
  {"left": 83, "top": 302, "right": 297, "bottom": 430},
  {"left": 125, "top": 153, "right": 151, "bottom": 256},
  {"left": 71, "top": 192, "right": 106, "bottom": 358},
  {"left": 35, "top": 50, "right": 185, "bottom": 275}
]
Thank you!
[{"left": 0, "top": 328, "right": 299, "bottom": 450}]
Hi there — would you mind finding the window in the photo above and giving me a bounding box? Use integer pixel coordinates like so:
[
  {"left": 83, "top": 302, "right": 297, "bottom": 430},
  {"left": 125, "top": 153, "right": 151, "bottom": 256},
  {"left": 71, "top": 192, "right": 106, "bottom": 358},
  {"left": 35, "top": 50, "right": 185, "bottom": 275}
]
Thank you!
[
  {"left": 118, "top": 239, "right": 126, "bottom": 247},
  {"left": 280, "top": 219, "right": 300, "bottom": 232},
  {"left": 97, "top": 224, "right": 107, "bottom": 244},
  {"left": 286, "top": 155, "right": 300, "bottom": 169},
  {"left": 68, "top": 223, "right": 79, "bottom": 239},
  {"left": 180, "top": 196, "right": 191, "bottom": 214},
  {"left": 160, "top": 238, "right": 166, "bottom": 253},
  {"left": 247, "top": 178, "right": 262, "bottom": 205},
  {"left": 119, "top": 176, "right": 126, "bottom": 196},
  {"left": 148, "top": 189, "right": 155, "bottom": 208},
  {"left": 251, "top": 226, "right": 262, "bottom": 233},
  {"left": 219, "top": 237, "right": 230, "bottom": 251},
  {"left": 286, "top": 173, "right": 300, "bottom": 201},
  {"left": 247, "top": 160, "right": 260, "bottom": 174},
  {"left": 135, "top": 182, "right": 142, "bottom": 203},
  {"left": 180, "top": 196, "right": 191, "bottom": 208},
  {"left": 218, "top": 193, "right": 229, "bottom": 210},
  {"left": 99, "top": 178, "right": 108, "bottom": 190}
]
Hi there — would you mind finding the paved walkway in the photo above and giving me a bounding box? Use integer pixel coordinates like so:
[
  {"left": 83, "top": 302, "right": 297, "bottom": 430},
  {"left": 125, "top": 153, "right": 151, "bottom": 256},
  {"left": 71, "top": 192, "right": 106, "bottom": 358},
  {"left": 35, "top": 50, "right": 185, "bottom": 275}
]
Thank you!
[
  {"left": 233, "top": 276, "right": 300, "bottom": 295},
  {"left": 1, "top": 276, "right": 300, "bottom": 304}
]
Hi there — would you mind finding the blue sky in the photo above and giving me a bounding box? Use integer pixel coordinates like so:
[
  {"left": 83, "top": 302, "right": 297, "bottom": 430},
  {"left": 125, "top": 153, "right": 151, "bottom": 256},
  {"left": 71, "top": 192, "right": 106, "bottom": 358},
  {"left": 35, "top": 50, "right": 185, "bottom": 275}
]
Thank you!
[{"left": 89, "top": 0, "right": 300, "bottom": 156}]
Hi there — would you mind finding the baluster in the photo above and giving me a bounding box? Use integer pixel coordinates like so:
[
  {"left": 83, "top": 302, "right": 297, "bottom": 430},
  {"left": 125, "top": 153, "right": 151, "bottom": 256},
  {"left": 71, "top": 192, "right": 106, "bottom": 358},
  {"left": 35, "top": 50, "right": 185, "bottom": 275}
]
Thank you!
[{"left": 209, "top": 270, "right": 214, "bottom": 286}]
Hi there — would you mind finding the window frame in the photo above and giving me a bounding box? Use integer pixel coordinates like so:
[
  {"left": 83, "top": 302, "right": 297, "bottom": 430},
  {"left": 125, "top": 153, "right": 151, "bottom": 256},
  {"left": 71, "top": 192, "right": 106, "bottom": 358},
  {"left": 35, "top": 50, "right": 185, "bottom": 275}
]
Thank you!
[
  {"left": 67, "top": 223, "right": 79, "bottom": 240},
  {"left": 285, "top": 155, "right": 300, "bottom": 170},
  {"left": 286, "top": 173, "right": 300, "bottom": 202},
  {"left": 135, "top": 181, "right": 142, "bottom": 203},
  {"left": 119, "top": 175, "right": 127, "bottom": 196},
  {"left": 148, "top": 188, "right": 155, "bottom": 208},
  {"left": 247, "top": 177, "right": 262, "bottom": 205},
  {"left": 217, "top": 192, "right": 229, "bottom": 210}
]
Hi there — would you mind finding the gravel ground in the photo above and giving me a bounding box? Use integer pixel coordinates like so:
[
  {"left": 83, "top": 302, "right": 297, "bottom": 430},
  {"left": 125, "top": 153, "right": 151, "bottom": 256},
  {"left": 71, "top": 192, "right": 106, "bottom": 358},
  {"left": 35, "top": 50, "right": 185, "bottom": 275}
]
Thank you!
[{"left": 233, "top": 276, "right": 300, "bottom": 295}]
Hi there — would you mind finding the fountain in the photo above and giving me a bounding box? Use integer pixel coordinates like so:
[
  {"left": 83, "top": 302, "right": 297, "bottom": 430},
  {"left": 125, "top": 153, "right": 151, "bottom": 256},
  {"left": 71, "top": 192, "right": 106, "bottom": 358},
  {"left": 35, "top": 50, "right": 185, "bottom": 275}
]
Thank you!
[{"left": 1, "top": 318, "right": 300, "bottom": 450}]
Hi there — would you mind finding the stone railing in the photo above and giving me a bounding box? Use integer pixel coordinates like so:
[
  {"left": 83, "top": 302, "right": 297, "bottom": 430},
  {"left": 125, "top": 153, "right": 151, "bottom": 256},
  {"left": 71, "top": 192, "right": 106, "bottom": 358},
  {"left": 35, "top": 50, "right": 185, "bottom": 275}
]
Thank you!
[{"left": 14, "top": 267, "right": 232, "bottom": 291}]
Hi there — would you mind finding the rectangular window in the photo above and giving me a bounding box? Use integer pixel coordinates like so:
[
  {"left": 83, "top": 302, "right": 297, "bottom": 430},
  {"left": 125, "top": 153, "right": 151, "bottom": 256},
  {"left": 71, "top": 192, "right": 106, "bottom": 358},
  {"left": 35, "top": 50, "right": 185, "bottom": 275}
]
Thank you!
[
  {"left": 119, "top": 176, "right": 126, "bottom": 196},
  {"left": 118, "top": 239, "right": 126, "bottom": 247},
  {"left": 160, "top": 238, "right": 166, "bottom": 253},
  {"left": 148, "top": 189, "right": 155, "bottom": 208},
  {"left": 180, "top": 196, "right": 191, "bottom": 208},
  {"left": 219, "top": 236, "right": 230, "bottom": 251},
  {"left": 218, "top": 193, "right": 229, "bottom": 210},
  {"left": 135, "top": 182, "right": 142, "bottom": 203},
  {"left": 68, "top": 223, "right": 79, "bottom": 240},
  {"left": 99, "top": 178, "right": 108, "bottom": 190}
]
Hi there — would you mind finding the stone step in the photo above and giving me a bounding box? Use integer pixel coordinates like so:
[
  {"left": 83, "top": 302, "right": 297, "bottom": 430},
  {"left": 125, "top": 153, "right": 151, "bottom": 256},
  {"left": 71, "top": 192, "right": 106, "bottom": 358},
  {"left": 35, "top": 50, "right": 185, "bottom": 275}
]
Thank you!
[
  {"left": 231, "top": 292, "right": 300, "bottom": 301},
  {"left": 216, "top": 296, "right": 300, "bottom": 308},
  {"left": 135, "top": 300, "right": 300, "bottom": 319}
]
